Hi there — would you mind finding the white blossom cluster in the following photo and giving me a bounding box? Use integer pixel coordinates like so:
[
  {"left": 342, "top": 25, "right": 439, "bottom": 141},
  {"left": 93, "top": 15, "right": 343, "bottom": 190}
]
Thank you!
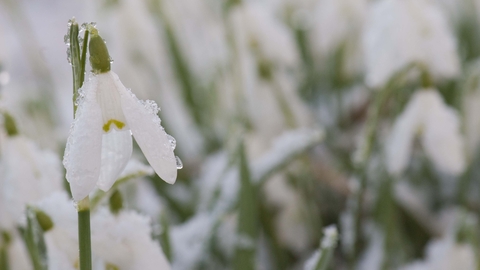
[{"left": 1, "top": 0, "right": 480, "bottom": 269}]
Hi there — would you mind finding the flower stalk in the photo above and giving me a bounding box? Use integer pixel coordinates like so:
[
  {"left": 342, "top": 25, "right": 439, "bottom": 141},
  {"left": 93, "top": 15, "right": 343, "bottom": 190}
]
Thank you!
[
  {"left": 68, "top": 19, "right": 92, "bottom": 270},
  {"left": 77, "top": 197, "right": 91, "bottom": 270}
]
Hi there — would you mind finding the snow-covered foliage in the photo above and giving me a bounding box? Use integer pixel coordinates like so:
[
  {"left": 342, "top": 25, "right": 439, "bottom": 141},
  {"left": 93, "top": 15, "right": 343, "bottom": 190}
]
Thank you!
[{"left": 1, "top": 0, "right": 480, "bottom": 269}]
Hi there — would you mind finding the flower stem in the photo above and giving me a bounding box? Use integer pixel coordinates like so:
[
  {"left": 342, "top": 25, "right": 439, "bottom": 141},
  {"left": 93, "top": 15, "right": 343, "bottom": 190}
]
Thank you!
[
  {"left": 350, "top": 63, "right": 418, "bottom": 265},
  {"left": 68, "top": 19, "right": 92, "bottom": 270},
  {"left": 77, "top": 197, "right": 92, "bottom": 270}
]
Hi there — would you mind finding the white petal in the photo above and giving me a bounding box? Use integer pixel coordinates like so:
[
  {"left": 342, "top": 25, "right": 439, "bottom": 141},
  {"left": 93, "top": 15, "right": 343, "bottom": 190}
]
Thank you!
[
  {"left": 364, "top": 0, "right": 460, "bottom": 88},
  {"left": 63, "top": 76, "right": 103, "bottom": 201},
  {"left": 385, "top": 91, "right": 425, "bottom": 175},
  {"left": 96, "top": 72, "right": 128, "bottom": 132},
  {"left": 422, "top": 91, "right": 465, "bottom": 175},
  {"left": 112, "top": 72, "right": 177, "bottom": 183},
  {"left": 97, "top": 129, "right": 133, "bottom": 191}
]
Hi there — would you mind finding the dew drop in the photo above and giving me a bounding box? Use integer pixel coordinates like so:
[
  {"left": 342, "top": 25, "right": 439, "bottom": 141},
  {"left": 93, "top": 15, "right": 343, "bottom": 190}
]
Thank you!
[
  {"left": 167, "top": 134, "right": 176, "bottom": 150},
  {"left": 175, "top": 156, "right": 183, "bottom": 169}
]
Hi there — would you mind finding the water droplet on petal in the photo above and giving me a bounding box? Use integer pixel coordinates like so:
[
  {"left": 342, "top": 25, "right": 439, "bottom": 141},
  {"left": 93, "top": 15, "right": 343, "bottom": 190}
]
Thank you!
[
  {"left": 167, "top": 134, "right": 176, "bottom": 150},
  {"left": 175, "top": 156, "right": 183, "bottom": 169}
]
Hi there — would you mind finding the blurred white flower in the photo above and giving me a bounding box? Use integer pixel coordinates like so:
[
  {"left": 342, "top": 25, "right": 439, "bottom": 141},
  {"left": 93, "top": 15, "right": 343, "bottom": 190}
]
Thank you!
[
  {"left": 160, "top": 0, "right": 228, "bottom": 86},
  {"left": 231, "top": 1, "right": 299, "bottom": 69},
  {"left": 265, "top": 175, "right": 311, "bottom": 254},
  {"left": 63, "top": 69, "right": 178, "bottom": 201},
  {"left": 310, "top": 0, "right": 367, "bottom": 71},
  {"left": 400, "top": 238, "right": 476, "bottom": 270},
  {"left": 462, "top": 62, "right": 480, "bottom": 160},
  {"left": 364, "top": 0, "right": 460, "bottom": 88},
  {"left": 0, "top": 134, "right": 63, "bottom": 230},
  {"left": 225, "top": 2, "right": 312, "bottom": 140},
  {"left": 6, "top": 235, "right": 32, "bottom": 270},
  {"left": 37, "top": 191, "right": 171, "bottom": 270},
  {"left": 385, "top": 89, "right": 465, "bottom": 176}
]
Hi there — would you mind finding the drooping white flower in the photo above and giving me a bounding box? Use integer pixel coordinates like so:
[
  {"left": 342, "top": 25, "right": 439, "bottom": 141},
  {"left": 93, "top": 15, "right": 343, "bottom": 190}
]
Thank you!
[
  {"left": 36, "top": 191, "right": 172, "bottom": 270},
  {"left": 264, "top": 175, "right": 311, "bottom": 254},
  {"left": 0, "top": 131, "right": 63, "bottom": 230},
  {"left": 399, "top": 238, "right": 476, "bottom": 270},
  {"left": 63, "top": 29, "right": 178, "bottom": 201},
  {"left": 385, "top": 89, "right": 465, "bottom": 176},
  {"left": 310, "top": 0, "right": 367, "bottom": 58},
  {"left": 462, "top": 61, "right": 480, "bottom": 160},
  {"left": 364, "top": 0, "right": 460, "bottom": 88}
]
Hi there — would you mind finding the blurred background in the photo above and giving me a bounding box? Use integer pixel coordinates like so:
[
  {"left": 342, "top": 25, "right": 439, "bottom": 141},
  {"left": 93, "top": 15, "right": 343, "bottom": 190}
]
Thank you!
[{"left": 1, "top": 0, "right": 480, "bottom": 269}]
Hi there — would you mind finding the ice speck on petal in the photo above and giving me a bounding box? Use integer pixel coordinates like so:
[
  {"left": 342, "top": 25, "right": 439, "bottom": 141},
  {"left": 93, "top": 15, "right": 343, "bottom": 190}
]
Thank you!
[
  {"left": 97, "top": 129, "right": 133, "bottom": 191},
  {"left": 63, "top": 76, "right": 103, "bottom": 201},
  {"left": 113, "top": 72, "right": 177, "bottom": 184}
]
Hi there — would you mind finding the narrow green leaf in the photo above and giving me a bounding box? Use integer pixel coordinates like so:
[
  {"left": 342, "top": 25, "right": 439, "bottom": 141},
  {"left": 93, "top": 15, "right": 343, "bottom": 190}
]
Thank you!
[
  {"left": 159, "top": 212, "right": 172, "bottom": 262},
  {"left": 21, "top": 206, "right": 48, "bottom": 270},
  {"left": 0, "top": 231, "right": 11, "bottom": 270},
  {"left": 68, "top": 19, "right": 81, "bottom": 115},
  {"left": 309, "top": 225, "right": 339, "bottom": 270},
  {"left": 233, "top": 142, "right": 258, "bottom": 270}
]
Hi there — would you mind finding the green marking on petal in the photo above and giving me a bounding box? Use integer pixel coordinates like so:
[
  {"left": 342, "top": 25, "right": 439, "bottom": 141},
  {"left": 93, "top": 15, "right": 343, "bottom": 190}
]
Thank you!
[{"left": 103, "top": 119, "right": 125, "bottom": 132}]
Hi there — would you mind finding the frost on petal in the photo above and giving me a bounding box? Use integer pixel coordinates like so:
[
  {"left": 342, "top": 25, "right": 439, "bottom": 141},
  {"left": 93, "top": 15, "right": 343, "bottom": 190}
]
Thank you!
[
  {"left": 422, "top": 92, "right": 465, "bottom": 175},
  {"left": 385, "top": 92, "right": 424, "bottom": 175},
  {"left": 0, "top": 136, "right": 63, "bottom": 229},
  {"left": 386, "top": 89, "right": 466, "bottom": 176},
  {"left": 97, "top": 129, "right": 133, "bottom": 191},
  {"left": 36, "top": 192, "right": 79, "bottom": 269},
  {"left": 63, "top": 76, "right": 103, "bottom": 201},
  {"left": 92, "top": 209, "right": 171, "bottom": 270},
  {"left": 112, "top": 72, "right": 177, "bottom": 184}
]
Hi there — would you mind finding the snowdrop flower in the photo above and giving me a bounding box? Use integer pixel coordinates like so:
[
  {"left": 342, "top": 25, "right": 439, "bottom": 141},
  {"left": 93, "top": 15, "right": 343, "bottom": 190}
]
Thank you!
[
  {"left": 399, "top": 237, "right": 476, "bottom": 270},
  {"left": 310, "top": 0, "right": 367, "bottom": 56},
  {"left": 385, "top": 89, "right": 465, "bottom": 176},
  {"left": 63, "top": 28, "right": 178, "bottom": 201},
  {"left": 0, "top": 114, "right": 63, "bottom": 230},
  {"left": 462, "top": 61, "right": 480, "bottom": 160},
  {"left": 36, "top": 191, "right": 172, "bottom": 270},
  {"left": 364, "top": 0, "right": 460, "bottom": 88},
  {"left": 160, "top": 0, "right": 228, "bottom": 86},
  {"left": 264, "top": 175, "right": 310, "bottom": 254}
]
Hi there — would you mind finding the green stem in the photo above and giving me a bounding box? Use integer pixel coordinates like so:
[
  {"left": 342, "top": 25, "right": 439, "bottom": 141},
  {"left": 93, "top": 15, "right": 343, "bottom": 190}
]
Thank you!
[
  {"left": 77, "top": 197, "right": 92, "bottom": 270},
  {"left": 69, "top": 21, "right": 81, "bottom": 114},
  {"left": 0, "top": 246, "right": 8, "bottom": 270},
  {"left": 350, "top": 63, "right": 419, "bottom": 265},
  {"left": 68, "top": 19, "right": 92, "bottom": 270},
  {"left": 80, "top": 29, "right": 89, "bottom": 90}
]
